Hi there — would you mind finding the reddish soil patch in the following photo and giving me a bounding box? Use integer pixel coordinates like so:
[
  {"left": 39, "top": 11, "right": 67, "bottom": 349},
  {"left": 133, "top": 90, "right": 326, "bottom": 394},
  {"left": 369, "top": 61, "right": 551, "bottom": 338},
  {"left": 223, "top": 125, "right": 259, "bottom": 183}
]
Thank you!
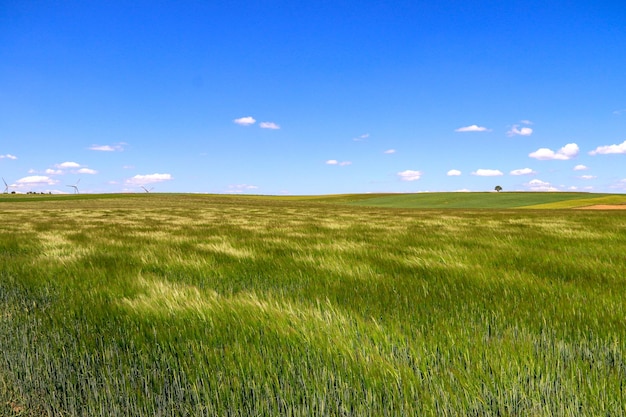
[{"left": 576, "top": 204, "right": 626, "bottom": 210}]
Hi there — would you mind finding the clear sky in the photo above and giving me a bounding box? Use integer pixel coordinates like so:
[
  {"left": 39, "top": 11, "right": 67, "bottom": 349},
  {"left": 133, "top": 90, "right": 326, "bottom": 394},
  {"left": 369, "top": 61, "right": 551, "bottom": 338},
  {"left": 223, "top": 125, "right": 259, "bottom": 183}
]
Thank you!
[{"left": 2, "top": 1, "right": 625, "bottom": 195}]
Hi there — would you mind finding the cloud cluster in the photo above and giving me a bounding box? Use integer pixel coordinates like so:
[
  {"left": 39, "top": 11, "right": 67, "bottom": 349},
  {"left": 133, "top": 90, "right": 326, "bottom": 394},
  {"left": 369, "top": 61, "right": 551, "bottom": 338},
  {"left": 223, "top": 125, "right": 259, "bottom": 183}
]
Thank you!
[
  {"left": 0, "top": 154, "right": 18, "bottom": 160},
  {"left": 589, "top": 140, "right": 626, "bottom": 155},
  {"left": 15, "top": 176, "right": 59, "bottom": 186},
  {"left": 455, "top": 125, "right": 490, "bottom": 133},
  {"left": 125, "top": 173, "right": 172, "bottom": 186},
  {"left": 472, "top": 169, "right": 503, "bottom": 177},
  {"left": 397, "top": 170, "right": 422, "bottom": 181},
  {"left": 234, "top": 116, "right": 280, "bottom": 129},
  {"left": 529, "top": 143, "right": 579, "bottom": 160},
  {"left": 228, "top": 184, "right": 259, "bottom": 193},
  {"left": 507, "top": 126, "right": 533, "bottom": 136},
  {"left": 326, "top": 160, "right": 352, "bottom": 166},
  {"left": 233, "top": 116, "right": 256, "bottom": 126},
  {"left": 89, "top": 143, "right": 126, "bottom": 152},
  {"left": 525, "top": 179, "right": 558, "bottom": 191},
  {"left": 28, "top": 161, "right": 99, "bottom": 177},
  {"left": 507, "top": 120, "right": 533, "bottom": 137},
  {"left": 510, "top": 168, "right": 536, "bottom": 176}
]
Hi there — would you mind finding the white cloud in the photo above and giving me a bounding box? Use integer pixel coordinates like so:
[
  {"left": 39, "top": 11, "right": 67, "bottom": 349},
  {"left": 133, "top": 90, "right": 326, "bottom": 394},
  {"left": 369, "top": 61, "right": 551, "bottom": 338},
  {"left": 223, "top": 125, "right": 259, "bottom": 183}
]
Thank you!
[
  {"left": 455, "top": 124, "right": 490, "bottom": 132},
  {"left": 472, "top": 169, "right": 503, "bottom": 177},
  {"left": 573, "top": 164, "right": 588, "bottom": 171},
  {"left": 233, "top": 116, "right": 256, "bottom": 126},
  {"left": 397, "top": 170, "right": 422, "bottom": 181},
  {"left": 589, "top": 140, "right": 626, "bottom": 155},
  {"left": 15, "top": 176, "right": 59, "bottom": 186},
  {"left": 383, "top": 149, "right": 396, "bottom": 154},
  {"left": 125, "top": 173, "right": 173, "bottom": 185},
  {"left": 510, "top": 168, "right": 536, "bottom": 176},
  {"left": 326, "top": 159, "right": 351, "bottom": 166},
  {"left": 56, "top": 161, "right": 81, "bottom": 169},
  {"left": 447, "top": 169, "right": 462, "bottom": 176},
  {"left": 353, "top": 133, "right": 370, "bottom": 141},
  {"left": 507, "top": 125, "right": 533, "bottom": 136},
  {"left": 529, "top": 143, "right": 579, "bottom": 160},
  {"left": 259, "top": 122, "right": 280, "bottom": 130},
  {"left": 228, "top": 184, "right": 259, "bottom": 193},
  {"left": 525, "top": 179, "right": 558, "bottom": 191},
  {"left": 520, "top": 120, "right": 533, "bottom": 125},
  {"left": 0, "top": 154, "right": 17, "bottom": 160},
  {"left": 45, "top": 169, "right": 63, "bottom": 175},
  {"left": 578, "top": 175, "right": 597, "bottom": 180},
  {"left": 77, "top": 168, "right": 98, "bottom": 175},
  {"left": 613, "top": 109, "right": 626, "bottom": 116},
  {"left": 89, "top": 143, "right": 125, "bottom": 152}
]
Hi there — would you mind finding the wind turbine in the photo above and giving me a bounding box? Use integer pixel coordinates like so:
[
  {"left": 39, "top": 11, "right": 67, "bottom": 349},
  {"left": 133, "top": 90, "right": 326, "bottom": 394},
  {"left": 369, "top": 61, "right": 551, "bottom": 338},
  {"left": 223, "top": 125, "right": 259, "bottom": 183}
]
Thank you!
[
  {"left": 141, "top": 186, "right": 154, "bottom": 193},
  {"left": 67, "top": 179, "right": 80, "bottom": 194},
  {"left": 2, "top": 178, "right": 8, "bottom": 194}
]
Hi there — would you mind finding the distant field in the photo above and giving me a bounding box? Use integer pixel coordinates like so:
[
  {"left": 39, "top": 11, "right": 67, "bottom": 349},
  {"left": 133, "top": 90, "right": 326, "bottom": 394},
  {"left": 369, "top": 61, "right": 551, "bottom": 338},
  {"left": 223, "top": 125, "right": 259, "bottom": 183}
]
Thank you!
[
  {"left": 1, "top": 193, "right": 626, "bottom": 416},
  {"left": 1, "top": 191, "right": 625, "bottom": 209},
  {"left": 340, "top": 191, "right": 626, "bottom": 209}
]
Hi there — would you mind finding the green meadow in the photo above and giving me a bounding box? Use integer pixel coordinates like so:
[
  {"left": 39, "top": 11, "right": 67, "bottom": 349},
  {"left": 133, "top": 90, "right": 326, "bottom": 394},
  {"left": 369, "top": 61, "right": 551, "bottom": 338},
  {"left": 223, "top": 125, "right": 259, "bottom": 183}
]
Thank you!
[{"left": 1, "top": 192, "right": 625, "bottom": 416}]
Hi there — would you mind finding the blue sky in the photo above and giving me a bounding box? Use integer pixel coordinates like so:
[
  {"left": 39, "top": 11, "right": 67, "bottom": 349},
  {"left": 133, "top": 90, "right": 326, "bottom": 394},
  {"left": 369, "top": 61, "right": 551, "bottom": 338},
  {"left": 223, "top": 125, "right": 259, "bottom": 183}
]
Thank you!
[{"left": 2, "top": 1, "right": 625, "bottom": 195}]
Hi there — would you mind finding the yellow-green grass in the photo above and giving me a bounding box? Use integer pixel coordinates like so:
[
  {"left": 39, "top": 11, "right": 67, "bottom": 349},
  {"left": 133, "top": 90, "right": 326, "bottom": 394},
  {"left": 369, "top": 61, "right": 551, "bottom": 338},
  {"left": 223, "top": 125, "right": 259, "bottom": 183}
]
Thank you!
[
  {"left": 1, "top": 194, "right": 626, "bottom": 416},
  {"left": 521, "top": 194, "right": 626, "bottom": 209}
]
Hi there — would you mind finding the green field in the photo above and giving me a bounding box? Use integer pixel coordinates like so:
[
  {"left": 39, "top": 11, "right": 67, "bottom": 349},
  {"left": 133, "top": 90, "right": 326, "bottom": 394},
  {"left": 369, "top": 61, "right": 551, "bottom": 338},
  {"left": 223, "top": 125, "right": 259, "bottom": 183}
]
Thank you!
[{"left": 1, "top": 193, "right": 626, "bottom": 416}]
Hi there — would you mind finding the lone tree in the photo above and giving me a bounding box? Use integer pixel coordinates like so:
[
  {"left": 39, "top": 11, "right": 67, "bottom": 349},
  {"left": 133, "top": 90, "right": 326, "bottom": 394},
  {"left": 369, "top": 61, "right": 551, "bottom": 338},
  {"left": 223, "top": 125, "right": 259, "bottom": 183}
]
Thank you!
[{"left": 495, "top": 185, "right": 503, "bottom": 192}]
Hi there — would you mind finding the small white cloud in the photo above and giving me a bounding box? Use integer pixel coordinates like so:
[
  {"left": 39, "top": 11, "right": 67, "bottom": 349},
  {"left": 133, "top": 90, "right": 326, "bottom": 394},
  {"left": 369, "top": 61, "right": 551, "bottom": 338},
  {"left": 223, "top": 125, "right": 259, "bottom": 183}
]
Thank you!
[
  {"left": 228, "top": 184, "right": 259, "bottom": 193},
  {"left": 510, "top": 168, "right": 536, "bottom": 176},
  {"left": 613, "top": 109, "right": 626, "bottom": 116},
  {"left": 15, "top": 176, "right": 59, "bottom": 186},
  {"left": 89, "top": 143, "right": 125, "bottom": 152},
  {"left": 455, "top": 124, "right": 490, "bottom": 132},
  {"left": 472, "top": 169, "right": 503, "bottom": 177},
  {"left": 529, "top": 143, "right": 579, "bottom": 160},
  {"left": 397, "top": 170, "right": 422, "bottom": 181},
  {"left": 589, "top": 140, "right": 626, "bottom": 155},
  {"left": 125, "top": 173, "right": 173, "bottom": 185},
  {"left": 353, "top": 133, "right": 370, "bottom": 141},
  {"left": 259, "top": 122, "right": 280, "bottom": 130},
  {"left": 573, "top": 164, "right": 588, "bottom": 171},
  {"left": 56, "top": 161, "right": 81, "bottom": 169},
  {"left": 520, "top": 120, "right": 533, "bottom": 125},
  {"left": 0, "top": 154, "right": 18, "bottom": 160},
  {"left": 45, "top": 169, "right": 63, "bottom": 175},
  {"left": 77, "top": 168, "right": 98, "bottom": 175},
  {"left": 447, "top": 169, "right": 462, "bottom": 176},
  {"left": 578, "top": 175, "right": 597, "bottom": 180},
  {"left": 525, "top": 179, "right": 558, "bottom": 191},
  {"left": 326, "top": 159, "right": 351, "bottom": 166},
  {"left": 507, "top": 125, "right": 533, "bottom": 136},
  {"left": 383, "top": 149, "right": 396, "bottom": 154},
  {"left": 233, "top": 116, "right": 256, "bottom": 126}
]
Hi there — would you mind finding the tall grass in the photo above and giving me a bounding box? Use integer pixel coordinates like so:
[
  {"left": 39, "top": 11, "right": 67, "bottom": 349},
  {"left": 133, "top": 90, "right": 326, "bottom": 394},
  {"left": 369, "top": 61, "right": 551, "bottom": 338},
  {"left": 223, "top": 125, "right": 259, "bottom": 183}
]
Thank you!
[{"left": 1, "top": 194, "right": 625, "bottom": 415}]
